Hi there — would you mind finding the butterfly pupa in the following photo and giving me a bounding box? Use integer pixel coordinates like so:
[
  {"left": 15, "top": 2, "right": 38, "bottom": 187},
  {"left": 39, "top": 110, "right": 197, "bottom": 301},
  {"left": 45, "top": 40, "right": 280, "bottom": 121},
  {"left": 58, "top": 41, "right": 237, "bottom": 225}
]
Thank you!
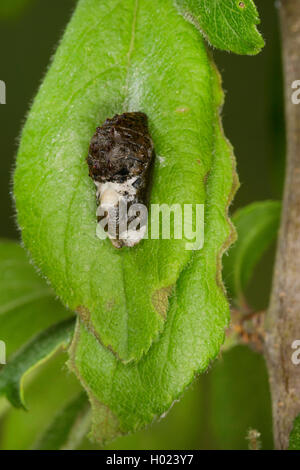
[{"left": 87, "top": 112, "right": 155, "bottom": 248}]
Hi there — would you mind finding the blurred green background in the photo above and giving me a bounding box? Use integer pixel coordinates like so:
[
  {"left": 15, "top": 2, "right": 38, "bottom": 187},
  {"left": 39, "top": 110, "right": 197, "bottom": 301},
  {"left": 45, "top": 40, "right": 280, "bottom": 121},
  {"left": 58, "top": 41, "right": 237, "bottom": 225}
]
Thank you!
[{"left": 0, "top": 0, "right": 284, "bottom": 449}]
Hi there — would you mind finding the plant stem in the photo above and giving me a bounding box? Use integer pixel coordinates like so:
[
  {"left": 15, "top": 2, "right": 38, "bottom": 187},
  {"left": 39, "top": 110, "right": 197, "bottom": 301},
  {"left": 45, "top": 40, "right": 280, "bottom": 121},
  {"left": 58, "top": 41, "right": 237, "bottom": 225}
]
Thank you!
[{"left": 265, "top": 0, "right": 300, "bottom": 450}]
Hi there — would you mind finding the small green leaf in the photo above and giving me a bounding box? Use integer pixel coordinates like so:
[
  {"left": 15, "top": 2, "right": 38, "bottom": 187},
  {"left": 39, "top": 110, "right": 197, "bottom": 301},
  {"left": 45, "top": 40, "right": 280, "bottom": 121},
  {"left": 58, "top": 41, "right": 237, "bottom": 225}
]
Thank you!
[
  {"left": 33, "top": 393, "right": 90, "bottom": 450},
  {"left": 0, "top": 240, "right": 70, "bottom": 358},
  {"left": 0, "top": 317, "right": 75, "bottom": 409},
  {"left": 289, "top": 414, "right": 300, "bottom": 450},
  {"left": 223, "top": 201, "right": 281, "bottom": 304},
  {"left": 174, "top": 0, "right": 264, "bottom": 55}
]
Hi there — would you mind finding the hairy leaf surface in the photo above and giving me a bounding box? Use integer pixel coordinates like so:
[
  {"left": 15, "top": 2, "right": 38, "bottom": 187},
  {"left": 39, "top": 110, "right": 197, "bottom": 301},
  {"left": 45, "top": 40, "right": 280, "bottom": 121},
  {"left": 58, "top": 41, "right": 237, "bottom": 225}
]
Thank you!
[{"left": 174, "top": 0, "right": 264, "bottom": 55}]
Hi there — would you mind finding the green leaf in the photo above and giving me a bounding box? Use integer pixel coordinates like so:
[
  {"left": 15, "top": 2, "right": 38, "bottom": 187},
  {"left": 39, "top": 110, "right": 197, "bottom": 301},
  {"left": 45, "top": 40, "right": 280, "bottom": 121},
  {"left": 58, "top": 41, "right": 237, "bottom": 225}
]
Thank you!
[
  {"left": 0, "top": 353, "right": 82, "bottom": 450},
  {"left": 289, "top": 414, "right": 300, "bottom": 450},
  {"left": 223, "top": 201, "right": 281, "bottom": 304},
  {"left": 102, "top": 379, "right": 204, "bottom": 450},
  {"left": 33, "top": 393, "right": 90, "bottom": 450},
  {"left": 174, "top": 0, "right": 264, "bottom": 55},
  {"left": 0, "top": 317, "right": 75, "bottom": 409},
  {"left": 14, "top": 0, "right": 238, "bottom": 364},
  {"left": 70, "top": 99, "right": 236, "bottom": 443},
  {"left": 14, "top": 0, "right": 240, "bottom": 443},
  {"left": 69, "top": 39, "right": 237, "bottom": 445},
  {"left": 0, "top": 240, "right": 71, "bottom": 358}
]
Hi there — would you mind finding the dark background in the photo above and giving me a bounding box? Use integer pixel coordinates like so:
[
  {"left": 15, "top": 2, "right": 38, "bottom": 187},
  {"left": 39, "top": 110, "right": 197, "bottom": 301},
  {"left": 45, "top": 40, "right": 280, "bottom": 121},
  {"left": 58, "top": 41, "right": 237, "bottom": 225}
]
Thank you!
[{"left": 0, "top": 0, "right": 284, "bottom": 450}]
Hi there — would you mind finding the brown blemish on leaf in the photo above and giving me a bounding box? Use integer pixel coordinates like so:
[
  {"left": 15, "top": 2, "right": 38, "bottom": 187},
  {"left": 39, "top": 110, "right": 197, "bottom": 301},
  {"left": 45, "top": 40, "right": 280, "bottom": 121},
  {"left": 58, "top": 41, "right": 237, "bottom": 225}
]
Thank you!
[
  {"left": 204, "top": 170, "right": 211, "bottom": 186},
  {"left": 89, "top": 395, "right": 123, "bottom": 446},
  {"left": 152, "top": 286, "right": 173, "bottom": 318},
  {"left": 76, "top": 305, "right": 91, "bottom": 324},
  {"left": 75, "top": 306, "right": 128, "bottom": 363},
  {"left": 175, "top": 106, "right": 190, "bottom": 113}
]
